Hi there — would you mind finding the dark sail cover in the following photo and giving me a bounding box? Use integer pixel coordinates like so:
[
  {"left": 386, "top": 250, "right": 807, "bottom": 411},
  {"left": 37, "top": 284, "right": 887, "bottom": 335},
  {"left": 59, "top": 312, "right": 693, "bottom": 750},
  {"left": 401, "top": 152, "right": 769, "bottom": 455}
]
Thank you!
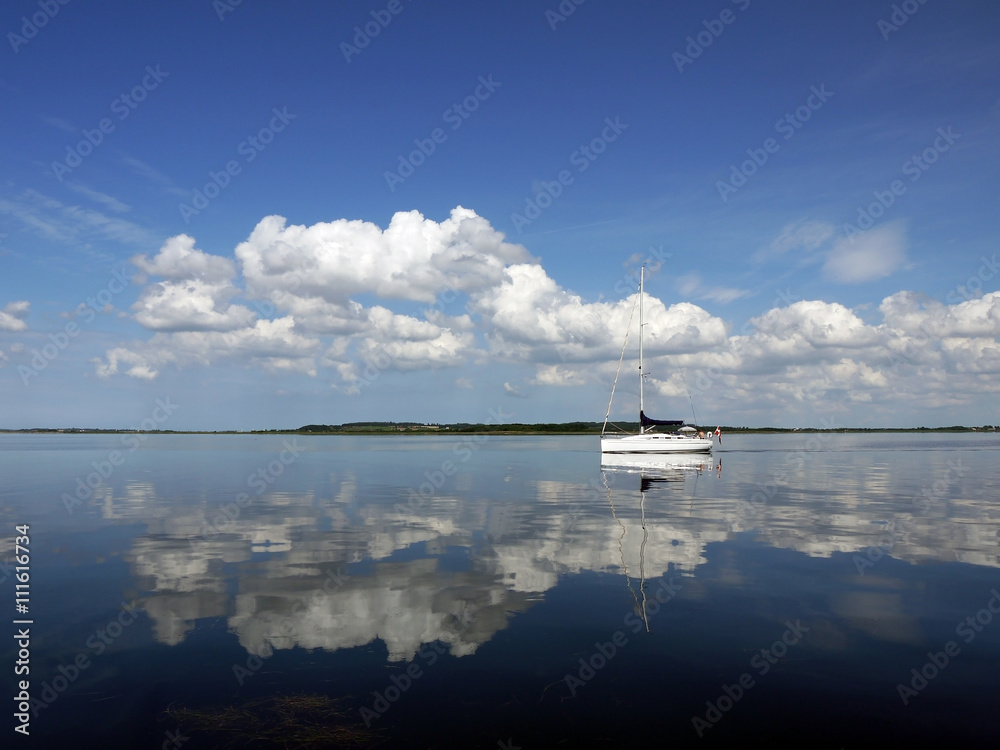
[{"left": 639, "top": 411, "right": 683, "bottom": 427}]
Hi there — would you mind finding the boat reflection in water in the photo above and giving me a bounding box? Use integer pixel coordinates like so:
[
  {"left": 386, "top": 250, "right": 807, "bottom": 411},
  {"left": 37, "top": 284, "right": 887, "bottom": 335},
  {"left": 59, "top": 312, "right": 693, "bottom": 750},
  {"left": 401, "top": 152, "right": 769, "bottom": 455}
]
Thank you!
[
  {"left": 601, "top": 453, "right": 723, "bottom": 633},
  {"left": 601, "top": 451, "right": 720, "bottom": 481}
]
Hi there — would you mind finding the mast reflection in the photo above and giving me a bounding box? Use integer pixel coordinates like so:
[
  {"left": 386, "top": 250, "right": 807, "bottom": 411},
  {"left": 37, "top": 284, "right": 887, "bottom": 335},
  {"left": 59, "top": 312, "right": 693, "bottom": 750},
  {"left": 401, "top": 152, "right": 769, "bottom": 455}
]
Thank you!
[{"left": 602, "top": 454, "right": 721, "bottom": 632}]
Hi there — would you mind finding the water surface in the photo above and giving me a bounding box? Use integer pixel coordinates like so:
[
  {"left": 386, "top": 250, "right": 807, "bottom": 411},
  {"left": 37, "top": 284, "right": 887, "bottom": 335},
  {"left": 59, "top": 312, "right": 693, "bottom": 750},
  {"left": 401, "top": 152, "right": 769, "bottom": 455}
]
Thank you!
[{"left": 2, "top": 432, "right": 999, "bottom": 747}]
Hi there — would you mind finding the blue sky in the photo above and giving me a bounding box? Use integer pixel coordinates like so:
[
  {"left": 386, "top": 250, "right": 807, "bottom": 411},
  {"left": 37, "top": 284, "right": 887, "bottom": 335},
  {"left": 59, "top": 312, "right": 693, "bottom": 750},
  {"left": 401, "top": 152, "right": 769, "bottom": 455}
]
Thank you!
[{"left": 1, "top": 0, "right": 998, "bottom": 429}]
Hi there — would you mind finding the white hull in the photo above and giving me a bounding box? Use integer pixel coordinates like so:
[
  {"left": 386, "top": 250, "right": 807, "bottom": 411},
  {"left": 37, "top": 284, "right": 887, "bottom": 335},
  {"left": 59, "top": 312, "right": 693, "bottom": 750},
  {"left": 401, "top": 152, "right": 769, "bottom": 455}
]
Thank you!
[
  {"left": 601, "top": 452, "right": 713, "bottom": 472},
  {"left": 601, "top": 433, "right": 713, "bottom": 454}
]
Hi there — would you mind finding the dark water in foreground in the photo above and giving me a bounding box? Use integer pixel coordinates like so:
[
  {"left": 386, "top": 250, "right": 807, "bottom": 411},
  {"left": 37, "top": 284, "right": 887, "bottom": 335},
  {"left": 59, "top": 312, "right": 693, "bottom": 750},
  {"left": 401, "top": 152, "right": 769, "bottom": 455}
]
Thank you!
[{"left": 1, "top": 432, "right": 999, "bottom": 748}]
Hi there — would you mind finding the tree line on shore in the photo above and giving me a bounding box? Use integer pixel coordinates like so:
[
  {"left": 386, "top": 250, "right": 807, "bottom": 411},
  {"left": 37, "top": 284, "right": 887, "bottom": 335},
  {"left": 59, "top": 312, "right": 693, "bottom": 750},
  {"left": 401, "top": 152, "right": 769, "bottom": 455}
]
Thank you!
[{"left": 2, "top": 423, "right": 995, "bottom": 434}]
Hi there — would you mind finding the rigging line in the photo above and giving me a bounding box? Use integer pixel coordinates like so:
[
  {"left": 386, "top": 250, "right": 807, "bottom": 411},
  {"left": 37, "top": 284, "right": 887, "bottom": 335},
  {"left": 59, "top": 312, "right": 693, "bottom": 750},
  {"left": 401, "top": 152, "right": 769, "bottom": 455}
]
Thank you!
[
  {"left": 638, "top": 485, "right": 650, "bottom": 632},
  {"left": 604, "top": 469, "right": 643, "bottom": 623},
  {"left": 688, "top": 390, "right": 700, "bottom": 427},
  {"left": 602, "top": 285, "right": 640, "bottom": 436}
]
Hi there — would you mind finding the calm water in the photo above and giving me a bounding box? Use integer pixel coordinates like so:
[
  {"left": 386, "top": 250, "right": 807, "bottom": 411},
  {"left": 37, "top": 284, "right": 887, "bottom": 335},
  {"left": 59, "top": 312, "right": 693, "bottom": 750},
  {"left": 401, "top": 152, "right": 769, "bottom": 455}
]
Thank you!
[{"left": 2, "top": 432, "right": 999, "bottom": 748}]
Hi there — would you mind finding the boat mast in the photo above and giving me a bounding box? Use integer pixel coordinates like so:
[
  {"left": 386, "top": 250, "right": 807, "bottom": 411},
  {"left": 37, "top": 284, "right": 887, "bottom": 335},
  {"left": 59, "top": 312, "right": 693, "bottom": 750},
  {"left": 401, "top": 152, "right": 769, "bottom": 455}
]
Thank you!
[{"left": 639, "top": 265, "right": 644, "bottom": 434}]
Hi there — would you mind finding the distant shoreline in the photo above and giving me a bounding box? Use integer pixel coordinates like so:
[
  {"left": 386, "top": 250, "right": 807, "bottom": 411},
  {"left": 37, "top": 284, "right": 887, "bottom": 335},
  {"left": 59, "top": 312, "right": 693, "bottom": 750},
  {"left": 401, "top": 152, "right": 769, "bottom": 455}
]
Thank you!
[{"left": 1, "top": 423, "right": 995, "bottom": 436}]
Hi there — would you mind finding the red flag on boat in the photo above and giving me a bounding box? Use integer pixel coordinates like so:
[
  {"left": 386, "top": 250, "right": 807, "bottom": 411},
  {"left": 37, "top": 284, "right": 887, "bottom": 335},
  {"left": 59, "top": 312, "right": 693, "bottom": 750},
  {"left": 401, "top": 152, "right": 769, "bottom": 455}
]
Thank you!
[{"left": 714, "top": 426, "right": 722, "bottom": 443}]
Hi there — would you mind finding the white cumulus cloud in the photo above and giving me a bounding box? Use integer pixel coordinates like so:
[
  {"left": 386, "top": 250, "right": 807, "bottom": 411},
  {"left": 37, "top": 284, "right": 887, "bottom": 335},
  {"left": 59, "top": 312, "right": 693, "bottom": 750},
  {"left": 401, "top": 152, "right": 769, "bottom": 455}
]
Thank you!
[
  {"left": 0, "top": 300, "right": 30, "bottom": 331},
  {"left": 236, "top": 206, "right": 534, "bottom": 305},
  {"left": 88, "top": 208, "right": 1000, "bottom": 428},
  {"left": 132, "top": 234, "right": 236, "bottom": 283}
]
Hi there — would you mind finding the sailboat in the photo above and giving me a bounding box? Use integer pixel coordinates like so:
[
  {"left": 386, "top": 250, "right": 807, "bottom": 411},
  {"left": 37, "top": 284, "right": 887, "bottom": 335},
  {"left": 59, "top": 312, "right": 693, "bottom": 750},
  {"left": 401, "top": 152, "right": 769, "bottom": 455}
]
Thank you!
[{"left": 600, "top": 266, "right": 715, "bottom": 454}]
